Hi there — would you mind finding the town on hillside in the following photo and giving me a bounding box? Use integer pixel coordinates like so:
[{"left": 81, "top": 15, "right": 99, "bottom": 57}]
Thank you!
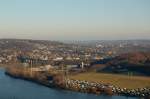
[{"left": 1, "top": 39, "right": 150, "bottom": 98}]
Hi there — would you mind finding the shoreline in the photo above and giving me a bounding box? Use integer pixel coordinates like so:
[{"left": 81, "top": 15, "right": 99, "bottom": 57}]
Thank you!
[
  {"left": 5, "top": 71, "right": 55, "bottom": 88},
  {"left": 4, "top": 67, "right": 150, "bottom": 98}
]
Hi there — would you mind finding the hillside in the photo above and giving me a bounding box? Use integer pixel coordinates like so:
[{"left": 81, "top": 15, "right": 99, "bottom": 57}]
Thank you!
[
  {"left": 94, "top": 52, "right": 150, "bottom": 76},
  {"left": 0, "top": 39, "right": 64, "bottom": 51}
]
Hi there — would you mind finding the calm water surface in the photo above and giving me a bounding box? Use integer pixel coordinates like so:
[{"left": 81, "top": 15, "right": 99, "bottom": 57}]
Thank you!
[{"left": 0, "top": 68, "right": 139, "bottom": 99}]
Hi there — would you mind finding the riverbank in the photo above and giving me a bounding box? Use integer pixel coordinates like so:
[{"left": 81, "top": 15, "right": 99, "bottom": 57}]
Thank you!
[
  {"left": 0, "top": 68, "right": 137, "bottom": 99},
  {"left": 5, "top": 67, "right": 150, "bottom": 98}
]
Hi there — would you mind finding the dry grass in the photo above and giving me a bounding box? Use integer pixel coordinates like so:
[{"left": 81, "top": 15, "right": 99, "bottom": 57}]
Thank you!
[{"left": 69, "top": 72, "right": 150, "bottom": 89}]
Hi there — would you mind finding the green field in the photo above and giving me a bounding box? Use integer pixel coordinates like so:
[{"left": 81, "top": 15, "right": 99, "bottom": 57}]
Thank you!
[{"left": 69, "top": 72, "right": 150, "bottom": 89}]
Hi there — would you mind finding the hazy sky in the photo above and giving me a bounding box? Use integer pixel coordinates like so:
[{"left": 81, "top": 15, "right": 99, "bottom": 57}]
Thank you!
[{"left": 0, "top": 0, "right": 150, "bottom": 40}]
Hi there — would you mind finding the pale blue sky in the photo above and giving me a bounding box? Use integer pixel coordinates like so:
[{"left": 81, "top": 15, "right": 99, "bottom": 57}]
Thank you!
[{"left": 0, "top": 0, "right": 150, "bottom": 40}]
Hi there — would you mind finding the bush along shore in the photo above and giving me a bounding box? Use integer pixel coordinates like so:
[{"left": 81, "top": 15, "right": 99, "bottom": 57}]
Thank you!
[{"left": 5, "top": 67, "right": 150, "bottom": 98}]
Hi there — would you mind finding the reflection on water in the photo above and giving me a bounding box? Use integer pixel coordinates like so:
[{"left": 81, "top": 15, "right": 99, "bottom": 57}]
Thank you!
[{"left": 0, "top": 68, "right": 138, "bottom": 99}]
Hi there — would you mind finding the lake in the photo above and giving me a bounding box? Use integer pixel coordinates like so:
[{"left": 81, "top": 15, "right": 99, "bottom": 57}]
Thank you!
[{"left": 0, "top": 68, "right": 139, "bottom": 99}]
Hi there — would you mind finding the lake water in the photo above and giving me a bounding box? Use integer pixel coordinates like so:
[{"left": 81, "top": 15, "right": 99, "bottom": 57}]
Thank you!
[{"left": 0, "top": 68, "right": 139, "bottom": 99}]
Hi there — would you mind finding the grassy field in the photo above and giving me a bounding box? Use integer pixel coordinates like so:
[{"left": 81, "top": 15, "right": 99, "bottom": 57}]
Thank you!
[{"left": 69, "top": 72, "right": 150, "bottom": 89}]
